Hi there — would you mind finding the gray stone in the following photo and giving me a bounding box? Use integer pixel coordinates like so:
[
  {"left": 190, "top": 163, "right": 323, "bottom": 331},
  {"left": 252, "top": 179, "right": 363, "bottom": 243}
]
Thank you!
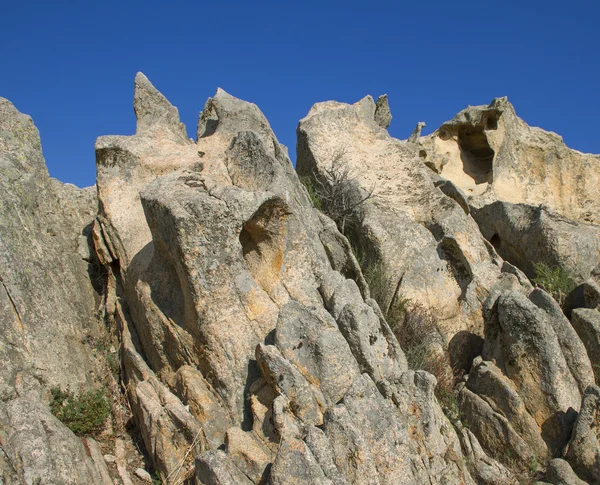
[
  {"left": 0, "top": 398, "right": 112, "bottom": 485},
  {"left": 465, "top": 358, "right": 548, "bottom": 461},
  {"left": 337, "top": 301, "right": 406, "bottom": 382},
  {"left": 545, "top": 458, "right": 587, "bottom": 485},
  {"left": 470, "top": 200, "right": 600, "bottom": 282},
  {"left": 269, "top": 436, "right": 332, "bottom": 485},
  {"left": 571, "top": 308, "right": 600, "bottom": 382},
  {"left": 457, "top": 427, "right": 519, "bottom": 485},
  {"left": 408, "top": 121, "right": 426, "bottom": 142},
  {"left": 134, "top": 467, "right": 153, "bottom": 482},
  {"left": 483, "top": 291, "right": 582, "bottom": 454},
  {"left": 256, "top": 343, "right": 324, "bottom": 425},
  {"left": 419, "top": 96, "right": 600, "bottom": 225},
  {"left": 224, "top": 427, "right": 271, "bottom": 484},
  {"left": 564, "top": 385, "right": 600, "bottom": 483},
  {"left": 275, "top": 301, "right": 360, "bottom": 405},
  {"left": 195, "top": 450, "right": 254, "bottom": 485},
  {"left": 374, "top": 94, "right": 392, "bottom": 129},
  {"left": 134, "top": 72, "right": 187, "bottom": 141},
  {"left": 529, "top": 288, "right": 595, "bottom": 395}
]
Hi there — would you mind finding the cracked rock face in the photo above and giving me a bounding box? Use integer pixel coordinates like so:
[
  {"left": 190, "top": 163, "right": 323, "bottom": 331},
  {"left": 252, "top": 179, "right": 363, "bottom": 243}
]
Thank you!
[
  {"left": 2, "top": 76, "right": 600, "bottom": 485},
  {"left": 0, "top": 98, "right": 109, "bottom": 483}
]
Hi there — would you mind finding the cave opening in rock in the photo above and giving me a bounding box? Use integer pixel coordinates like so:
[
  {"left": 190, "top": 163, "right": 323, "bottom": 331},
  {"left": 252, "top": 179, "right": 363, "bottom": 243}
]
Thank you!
[
  {"left": 239, "top": 199, "right": 289, "bottom": 295},
  {"left": 457, "top": 126, "right": 495, "bottom": 185},
  {"left": 489, "top": 234, "right": 501, "bottom": 251}
]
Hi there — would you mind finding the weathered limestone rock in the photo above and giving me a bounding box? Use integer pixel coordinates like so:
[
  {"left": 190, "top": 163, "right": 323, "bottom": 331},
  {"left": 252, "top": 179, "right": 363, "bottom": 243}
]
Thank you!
[
  {"left": 0, "top": 98, "right": 100, "bottom": 399},
  {"left": 8, "top": 71, "right": 600, "bottom": 485},
  {"left": 175, "top": 365, "right": 232, "bottom": 449},
  {"left": 464, "top": 358, "right": 548, "bottom": 462},
  {"left": 419, "top": 97, "right": 600, "bottom": 225},
  {"left": 571, "top": 308, "right": 600, "bottom": 382},
  {"left": 483, "top": 290, "right": 583, "bottom": 454},
  {"left": 0, "top": 98, "right": 111, "bottom": 483},
  {"left": 269, "top": 436, "right": 332, "bottom": 485},
  {"left": 120, "top": 311, "right": 205, "bottom": 481},
  {"left": 529, "top": 289, "right": 595, "bottom": 395},
  {"left": 545, "top": 458, "right": 587, "bottom": 485},
  {"left": 275, "top": 301, "right": 361, "bottom": 406},
  {"left": 457, "top": 427, "right": 518, "bottom": 485},
  {"left": 319, "top": 270, "right": 407, "bottom": 383},
  {"left": 134, "top": 72, "right": 187, "bottom": 142},
  {"left": 256, "top": 343, "right": 324, "bottom": 426},
  {"left": 564, "top": 385, "right": 600, "bottom": 483},
  {"left": 470, "top": 200, "right": 600, "bottom": 281},
  {"left": 303, "top": 426, "right": 349, "bottom": 485},
  {"left": 196, "top": 450, "right": 254, "bottom": 485},
  {"left": 408, "top": 121, "right": 426, "bottom": 143},
  {"left": 224, "top": 427, "right": 271, "bottom": 484},
  {"left": 458, "top": 385, "right": 538, "bottom": 469},
  {"left": 297, "top": 94, "right": 503, "bottom": 358},
  {"left": 0, "top": 398, "right": 112, "bottom": 485},
  {"left": 322, "top": 373, "right": 474, "bottom": 485}
]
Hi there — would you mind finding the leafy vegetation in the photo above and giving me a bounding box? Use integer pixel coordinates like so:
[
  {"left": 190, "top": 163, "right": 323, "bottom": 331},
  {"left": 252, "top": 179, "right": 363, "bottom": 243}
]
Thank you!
[
  {"left": 50, "top": 387, "right": 110, "bottom": 436},
  {"left": 532, "top": 262, "right": 575, "bottom": 307}
]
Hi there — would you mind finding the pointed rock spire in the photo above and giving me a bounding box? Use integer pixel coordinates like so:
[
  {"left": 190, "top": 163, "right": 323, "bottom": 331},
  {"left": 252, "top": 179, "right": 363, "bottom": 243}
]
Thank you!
[
  {"left": 197, "top": 87, "right": 275, "bottom": 145},
  {"left": 0, "top": 98, "right": 42, "bottom": 153},
  {"left": 133, "top": 72, "right": 187, "bottom": 141},
  {"left": 374, "top": 94, "right": 392, "bottom": 129}
]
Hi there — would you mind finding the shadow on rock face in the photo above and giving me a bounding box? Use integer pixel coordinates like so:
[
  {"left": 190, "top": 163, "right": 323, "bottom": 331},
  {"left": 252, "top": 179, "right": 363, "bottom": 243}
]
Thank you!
[
  {"left": 541, "top": 407, "right": 578, "bottom": 457},
  {"left": 448, "top": 331, "right": 484, "bottom": 377}
]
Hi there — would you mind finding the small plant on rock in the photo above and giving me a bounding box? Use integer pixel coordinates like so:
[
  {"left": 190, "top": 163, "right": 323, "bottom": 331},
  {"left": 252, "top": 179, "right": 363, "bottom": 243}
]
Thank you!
[
  {"left": 532, "top": 262, "right": 575, "bottom": 307},
  {"left": 50, "top": 387, "right": 110, "bottom": 436},
  {"left": 300, "top": 147, "right": 375, "bottom": 234}
]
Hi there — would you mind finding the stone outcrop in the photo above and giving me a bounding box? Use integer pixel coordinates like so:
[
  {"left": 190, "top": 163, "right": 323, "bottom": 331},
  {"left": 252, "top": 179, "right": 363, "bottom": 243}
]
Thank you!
[
  {"left": 418, "top": 97, "right": 600, "bottom": 225},
  {"left": 0, "top": 98, "right": 113, "bottom": 483},
  {"left": 3, "top": 76, "right": 600, "bottom": 484},
  {"left": 88, "top": 75, "right": 476, "bottom": 483},
  {"left": 296, "top": 95, "right": 503, "bottom": 365},
  {"left": 471, "top": 200, "right": 600, "bottom": 281}
]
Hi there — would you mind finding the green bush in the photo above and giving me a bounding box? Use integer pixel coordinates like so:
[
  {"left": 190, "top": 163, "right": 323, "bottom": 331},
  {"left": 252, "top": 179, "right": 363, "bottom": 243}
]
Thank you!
[
  {"left": 532, "top": 262, "right": 575, "bottom": 307},
  {"left": 363, "top": 262, "right": 390, "bottom": 309},
  {"left": 50, "top": 387, "right": 110, "bottom": 436}
]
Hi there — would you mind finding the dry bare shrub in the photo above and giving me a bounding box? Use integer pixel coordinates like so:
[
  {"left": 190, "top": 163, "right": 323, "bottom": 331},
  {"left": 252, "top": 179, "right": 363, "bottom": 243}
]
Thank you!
[
  {"left": 300, "top": 147, "right": 374, "bottom": 234},
  {"left": 388, "top": 299, "right": 460, "bottom": 421}
]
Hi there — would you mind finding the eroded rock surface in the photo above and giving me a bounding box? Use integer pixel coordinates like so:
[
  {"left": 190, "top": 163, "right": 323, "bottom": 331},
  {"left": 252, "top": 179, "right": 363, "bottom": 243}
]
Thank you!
[
  {"left": 3, "top": 78, "right": 600, "bottom": 484},
  {"left": 419, "top": 97, "right": 600, "bottom": 225}
]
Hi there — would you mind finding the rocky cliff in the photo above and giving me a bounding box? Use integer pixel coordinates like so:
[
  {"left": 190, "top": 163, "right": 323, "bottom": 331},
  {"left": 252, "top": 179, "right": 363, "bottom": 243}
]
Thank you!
[{"left": 1, "top": 76, "right": 599, "bottom": 485}]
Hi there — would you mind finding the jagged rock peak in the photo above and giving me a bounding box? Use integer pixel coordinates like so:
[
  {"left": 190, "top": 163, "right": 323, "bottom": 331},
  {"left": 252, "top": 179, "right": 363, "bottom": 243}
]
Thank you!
[
  {"left": 197, "top": 87, "right": 276, "bottom": 145},
  {"left": 439, "top": 96, "right": 511, "bottom": 132},
  {"left": 0, "top": 97, "right": 42, "bottom": 154},
  {"left": 374, "top": 94, "right": 392, "bottom": 128},
  {"left": 133, "top": 72, "right": 187, "bottom": 141}
]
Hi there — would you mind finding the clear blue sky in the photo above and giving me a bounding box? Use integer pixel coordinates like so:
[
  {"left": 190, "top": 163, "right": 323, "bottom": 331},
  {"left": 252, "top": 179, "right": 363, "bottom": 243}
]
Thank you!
[{"left": 1, "top": 1, "right": 598, "bottom": 188}]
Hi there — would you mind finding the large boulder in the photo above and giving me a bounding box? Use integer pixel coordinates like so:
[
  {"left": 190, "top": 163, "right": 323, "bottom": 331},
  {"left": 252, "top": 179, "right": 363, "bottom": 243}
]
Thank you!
[
  {"left": 478, "top": 289, "right": 591, "bottom": 458},
  {"left": 564, "top": 385, "right": 600, "bottom": 483},
  {"left": 470, "top": 200, "right": 600, "bottom": 281}
]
